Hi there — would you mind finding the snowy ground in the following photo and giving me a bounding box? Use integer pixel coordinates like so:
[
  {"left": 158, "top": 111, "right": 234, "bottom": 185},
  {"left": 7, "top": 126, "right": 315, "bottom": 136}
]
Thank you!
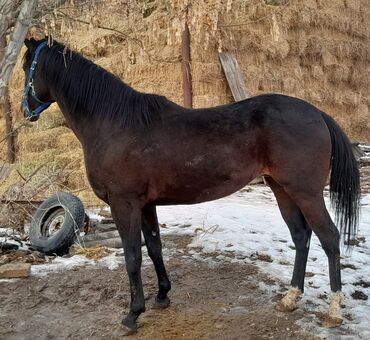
[
  {"left": 1, "top": 185, "right": 369, "bottom": 338},
  {"left": 156, "top": 186, "right": 370, "bottom": 340}
]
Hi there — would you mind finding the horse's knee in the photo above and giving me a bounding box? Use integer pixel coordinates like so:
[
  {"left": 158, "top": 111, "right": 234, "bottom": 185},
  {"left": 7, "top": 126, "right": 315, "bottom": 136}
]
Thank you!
[
  {"left": 125, "top": 255, "right": 141, "bottom": 276},
  {"left": 290, "top": 226, "right": 312, "bottom": 251},
  {"left": 292, "top": 230, "right": 309, "bottom": 246}
]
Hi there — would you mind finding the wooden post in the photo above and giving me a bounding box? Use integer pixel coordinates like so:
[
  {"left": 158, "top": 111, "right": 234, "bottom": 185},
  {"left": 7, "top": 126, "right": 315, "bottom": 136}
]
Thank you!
[
  {"left": 218, "top": 52, "right": 251, "bottom": 101},
  {"left": 219, "top": 52, "right": 264, "bottom": 185},
  {"left": 0, "top": 36, "right": 15, "bottom": 163},
  {"left": 181, "top": 22, "right": 192, "bottom": 108}
]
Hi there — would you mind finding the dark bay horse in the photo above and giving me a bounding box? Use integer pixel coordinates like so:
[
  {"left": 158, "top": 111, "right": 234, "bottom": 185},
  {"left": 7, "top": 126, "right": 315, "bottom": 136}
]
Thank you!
[{"left": 22, "top": 38, "right": 360, "bottom": 334}]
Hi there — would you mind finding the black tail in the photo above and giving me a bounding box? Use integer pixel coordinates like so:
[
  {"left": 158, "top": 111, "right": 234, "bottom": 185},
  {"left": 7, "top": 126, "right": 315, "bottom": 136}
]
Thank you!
[{"left": 322, "top": 113, "right": 361, "bottom": 247}]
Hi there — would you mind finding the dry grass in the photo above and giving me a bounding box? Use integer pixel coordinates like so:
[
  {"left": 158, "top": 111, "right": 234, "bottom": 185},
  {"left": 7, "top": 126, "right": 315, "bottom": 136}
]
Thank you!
[
  {"left": 0, "top": 0, "right": 368, "bottom": 214},
  {"left": 71, "top": 245, "right": 113, "bottom": 260},
  {"left": 0, "top": 249, "right": 45, "bottom": 265}
]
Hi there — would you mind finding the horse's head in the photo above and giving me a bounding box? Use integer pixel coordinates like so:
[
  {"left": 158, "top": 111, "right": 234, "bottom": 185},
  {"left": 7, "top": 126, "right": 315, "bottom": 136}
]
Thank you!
[{"left": 22, "top": 38, "right": 55, "bottom": 122}]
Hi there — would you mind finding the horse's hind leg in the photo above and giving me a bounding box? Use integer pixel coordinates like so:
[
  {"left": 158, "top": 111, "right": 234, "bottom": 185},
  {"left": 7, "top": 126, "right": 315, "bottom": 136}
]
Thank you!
[
  {"left": 284, "top": 187, "right": 344, "bottom": 325},
  {"left": 142, "top": 206, "right": 171, "bottom": 308},
  {"left": 265, "top": 177, "right": 312, "bottom": 311}
]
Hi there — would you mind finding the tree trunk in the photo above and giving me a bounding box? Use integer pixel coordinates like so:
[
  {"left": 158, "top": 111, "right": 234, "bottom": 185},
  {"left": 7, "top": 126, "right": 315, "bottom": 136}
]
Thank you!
[
  {"left": 0, "top": 27, "right": 16, "bottom": 163},
  {"left": 0, "top": 0, "right": 16, "bottom": 38},
  {"left": 0, "top": 0, "right": 38, "bottom": 99},
  {"left": 2, "top": 87, "right": 15, "bottom": 163},
  {"left": 0, "top": 0, "right": 37, "bottom": 163}
]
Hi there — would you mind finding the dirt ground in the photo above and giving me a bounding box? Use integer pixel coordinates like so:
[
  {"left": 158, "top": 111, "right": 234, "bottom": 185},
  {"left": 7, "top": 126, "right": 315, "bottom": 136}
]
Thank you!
[{"left": 0, "top": 235, "right": 318, "bottom": 340}]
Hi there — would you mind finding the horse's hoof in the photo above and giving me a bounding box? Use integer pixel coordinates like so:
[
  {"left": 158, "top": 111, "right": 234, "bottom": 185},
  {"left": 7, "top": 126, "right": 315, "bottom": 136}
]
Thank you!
[
  {"left": 322, "top": 315, "right": 343, "bottom": 328},
  {"left": 153, "top": 296, "right": 170, "bottom": 309},
  {"left": 275, "top": 287, "right": 301, "bottom": 312},
  {"left": 275, "top": 300, "right": 297, "bottom": 312},
  {"left": 324, "top": 291, "right": 344, "bottom": 328},
  {"left": 112, "top": 323, "right": 137, "bottom": 337},
  {"left": 121, "top": 320, "right": 137, "bottom": 336}
]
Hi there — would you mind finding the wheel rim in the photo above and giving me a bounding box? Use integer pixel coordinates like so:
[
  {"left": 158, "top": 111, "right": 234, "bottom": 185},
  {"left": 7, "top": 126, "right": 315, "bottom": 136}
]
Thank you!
[{"left": 41, "top": 207, "right": 65, "bottom": 238}]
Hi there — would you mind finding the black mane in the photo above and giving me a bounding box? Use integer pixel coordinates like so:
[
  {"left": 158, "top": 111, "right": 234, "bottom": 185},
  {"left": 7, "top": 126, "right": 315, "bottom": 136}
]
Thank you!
[{"left": 39, "top": 41, "right": 167, "bottom": 128}]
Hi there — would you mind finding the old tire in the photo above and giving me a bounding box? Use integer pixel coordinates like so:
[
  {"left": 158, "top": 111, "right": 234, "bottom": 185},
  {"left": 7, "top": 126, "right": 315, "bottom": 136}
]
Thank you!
[{"left": 29, "top": 192, "right": 85, "bottom": 255}]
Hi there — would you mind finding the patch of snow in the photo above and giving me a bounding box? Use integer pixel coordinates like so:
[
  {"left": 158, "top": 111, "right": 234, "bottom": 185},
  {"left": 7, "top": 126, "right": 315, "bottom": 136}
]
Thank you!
[
  {"left": 0, "top": 237, "right": 21, "bottom": 247},
  {"left": 28, "top": 249, "right": 153, "bottom": 278},
  {"left": 157, "top": 185, "right": 370, "bottom": 339},
  {"left": 31, "top": 255, "right": 95, "bottom": 277},
  {"left": 0, "top": 228, "right": 15, "bottom": 234},
  {"left": 30, "top": 250, "right": 128, "bottom": 277},
  {"left": 0, "top": 228, "right": 28, "bottom": 251},
  {"left": 96, "top": 252, "right": 123, "bottom": 270},
  {"left": 85, "top": 208, "right": 105, "bottom": 222},
  {"left": 0, "top": 278, "right": 20, "bottom": 284}
]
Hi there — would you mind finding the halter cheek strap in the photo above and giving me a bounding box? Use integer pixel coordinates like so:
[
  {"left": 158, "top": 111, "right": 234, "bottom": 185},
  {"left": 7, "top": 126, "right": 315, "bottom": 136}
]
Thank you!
[{"left": 23, "top": 41, "right": 55, "bottom": 120}]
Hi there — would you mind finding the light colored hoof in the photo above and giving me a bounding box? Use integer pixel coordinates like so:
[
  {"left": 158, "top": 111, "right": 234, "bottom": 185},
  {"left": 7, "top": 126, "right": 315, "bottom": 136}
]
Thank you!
[
  {"left": 276, "top": 300, "right": 297, "bottom": 312},
  {"left": 323, "top": 291, "right": 344, "bottom": 328},
  {"left": 276, "top": 287, "right": 302, "bottom": 312},
  {"left": 322, "top": 315, "right": 343, "bottom": 328}
]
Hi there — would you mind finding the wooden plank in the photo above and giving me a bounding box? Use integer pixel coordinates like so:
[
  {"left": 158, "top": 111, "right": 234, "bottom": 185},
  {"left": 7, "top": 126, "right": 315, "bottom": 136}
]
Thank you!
[
  {"left": 0, "top": 262, "right": 31, "bottom": 278},
  {"left": 80, "top": 229, "right": 145, "bottom": 248},
  {"left": 352, "top": 144, "right": 365, "bottom": 161},
  {"left": 219, "top": 52, "right": 251, "bottom": 101},
  {"left": 82, "top": 238, "right": 123, "bottom": 249},
  {"left": 90, "top": 222, "right": 116, "bottom": 233},
  {"left": 0, "top": 199, "right": 42, "bottom": 205},
  {"left": 82, "top": 230, "right": 120, "bottom": 242},
  {"left": 219, "top": 53, "right": 265, "bottom": 185},
  {"left": 181, "top": 22, "right": 193, "bottom": 108}
]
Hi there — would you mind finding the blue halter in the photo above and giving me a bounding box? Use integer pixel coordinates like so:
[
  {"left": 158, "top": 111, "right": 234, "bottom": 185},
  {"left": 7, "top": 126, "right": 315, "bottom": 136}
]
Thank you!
[{"left": 23, "top": 41, "right": 54, "bottom": 120}]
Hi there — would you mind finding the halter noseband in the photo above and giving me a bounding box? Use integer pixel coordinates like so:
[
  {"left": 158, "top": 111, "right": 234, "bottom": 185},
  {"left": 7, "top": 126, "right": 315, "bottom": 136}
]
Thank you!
[{"left": 23, "top": 41, "right": 54, "bottom": 120}]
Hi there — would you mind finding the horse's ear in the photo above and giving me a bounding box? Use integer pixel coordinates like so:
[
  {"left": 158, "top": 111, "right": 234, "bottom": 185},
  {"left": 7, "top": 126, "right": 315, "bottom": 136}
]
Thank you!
[
  {"left": 24, "top": 38, "right": 31, "bottom": 48},
  {"left": 24, "top": 38, "right": 38, "bottom": 51}
]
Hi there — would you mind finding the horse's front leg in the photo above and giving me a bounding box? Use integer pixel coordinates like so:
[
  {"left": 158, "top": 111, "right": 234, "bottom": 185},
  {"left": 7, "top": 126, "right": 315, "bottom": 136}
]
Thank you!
[
  {"left": 142, "top": 205, "right": 171, "bottom": 308},
  {"left": 110, "top": 199, "right": 145, "bottom": 335}
]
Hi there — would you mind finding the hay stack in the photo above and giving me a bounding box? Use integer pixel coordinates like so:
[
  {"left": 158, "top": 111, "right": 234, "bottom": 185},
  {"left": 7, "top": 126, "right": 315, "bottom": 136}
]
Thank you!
[{"left": 1, "top": 0, "right": 368, "bottom": 207}]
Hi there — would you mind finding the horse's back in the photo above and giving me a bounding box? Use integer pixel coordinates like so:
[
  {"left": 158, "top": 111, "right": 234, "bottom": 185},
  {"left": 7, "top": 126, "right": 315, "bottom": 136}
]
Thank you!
[
  {"left": 150, "top": 94, "right": 332, "bottom": 202},
  {"left": 87, "top": 93, "right": 333, "bottom": 205}
]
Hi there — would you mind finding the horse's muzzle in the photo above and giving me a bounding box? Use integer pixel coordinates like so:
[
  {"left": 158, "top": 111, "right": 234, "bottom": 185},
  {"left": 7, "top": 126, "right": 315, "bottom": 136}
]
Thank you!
[
  {"left": 22, "top": 100, "right": 39, "bottom": 122},
  {"left": 28, "top": 114, "right": 40, "bottom": 122}
]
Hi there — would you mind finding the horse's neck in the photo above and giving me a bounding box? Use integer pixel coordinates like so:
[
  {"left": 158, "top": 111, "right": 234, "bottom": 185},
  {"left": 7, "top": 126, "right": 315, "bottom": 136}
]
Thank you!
[
  {"left": 45, "top": 73, "right": 95, "bottom": 144},
  {"left": 50, "top": 88, "right": 98, "bottom": 146},
  {"left": 44, "top": 53, "right": 166, "bottom": 144},
  {"left": 52, "top": 99, "right": 82, "bottom": 142}
]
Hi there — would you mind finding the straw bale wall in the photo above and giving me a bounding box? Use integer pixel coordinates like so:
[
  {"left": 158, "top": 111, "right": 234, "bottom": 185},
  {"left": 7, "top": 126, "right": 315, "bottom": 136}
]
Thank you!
[{"left": 1, "top": 0, "right": 369, "bottom": 205}]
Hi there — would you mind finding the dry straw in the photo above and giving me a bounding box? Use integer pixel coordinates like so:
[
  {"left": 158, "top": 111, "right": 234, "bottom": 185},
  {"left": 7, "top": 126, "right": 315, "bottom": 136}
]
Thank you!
[{"left": 1, "top": 0, "right": 368, "bottom": 213}]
